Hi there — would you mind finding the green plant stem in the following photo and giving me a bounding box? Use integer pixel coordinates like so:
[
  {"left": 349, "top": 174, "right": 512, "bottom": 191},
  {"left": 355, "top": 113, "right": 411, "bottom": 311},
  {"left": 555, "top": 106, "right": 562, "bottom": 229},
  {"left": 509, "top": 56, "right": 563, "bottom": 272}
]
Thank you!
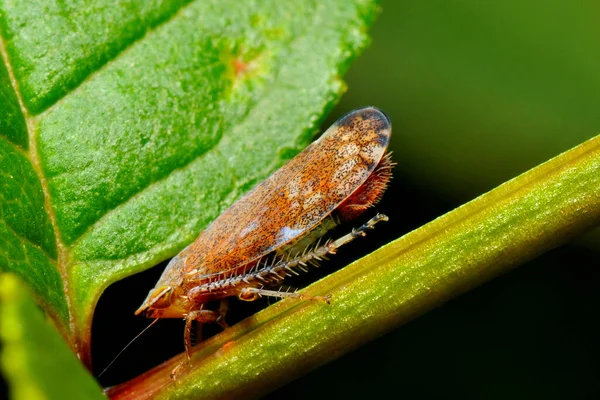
[{"left": 107, "top": 134, "right": 600, "bottom": 400}]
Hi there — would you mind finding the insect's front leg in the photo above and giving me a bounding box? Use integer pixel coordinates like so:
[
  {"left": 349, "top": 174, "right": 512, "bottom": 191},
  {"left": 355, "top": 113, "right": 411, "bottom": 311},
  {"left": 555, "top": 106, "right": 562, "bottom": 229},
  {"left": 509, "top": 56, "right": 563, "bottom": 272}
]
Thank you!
[
  {"left": 171, "top": 301, "right": 230, "bottom": 380},
  {"left": 183, "top": 306, "right": 220, "bottom": 361}
]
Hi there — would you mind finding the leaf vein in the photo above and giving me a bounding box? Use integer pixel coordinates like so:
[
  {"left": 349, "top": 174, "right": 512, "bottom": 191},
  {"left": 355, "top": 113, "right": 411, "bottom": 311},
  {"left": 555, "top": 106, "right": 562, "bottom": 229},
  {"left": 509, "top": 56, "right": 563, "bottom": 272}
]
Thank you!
[{"left": 0, "top": 218, "right": 56, "bottom": 264}]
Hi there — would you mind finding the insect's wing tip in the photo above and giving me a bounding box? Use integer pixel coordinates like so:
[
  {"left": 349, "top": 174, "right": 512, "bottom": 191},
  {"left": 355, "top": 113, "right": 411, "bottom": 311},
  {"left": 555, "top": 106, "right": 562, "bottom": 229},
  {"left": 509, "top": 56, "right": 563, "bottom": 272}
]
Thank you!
[{"left": 350, "top": 106, "right": 391, "bottom": 126}]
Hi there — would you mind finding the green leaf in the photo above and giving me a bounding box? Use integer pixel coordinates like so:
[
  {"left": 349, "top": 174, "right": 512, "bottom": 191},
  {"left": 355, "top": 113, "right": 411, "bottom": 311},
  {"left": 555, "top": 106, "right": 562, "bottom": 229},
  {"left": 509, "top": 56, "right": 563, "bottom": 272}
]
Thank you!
[
  {"left": 0, "top": 134, "right": 67, "bottom": 328},
  {"left": 0, "top": 59, "right": 26, "bottom": 147},
  {"left": 0, "top": 273, "right": 105, "bottom": 400},
  {"left": 107, "top": 134, "right": 600, "bottom": 399},
  {"left": 0, "top": 0, "right": 378, "bottom": 363}
]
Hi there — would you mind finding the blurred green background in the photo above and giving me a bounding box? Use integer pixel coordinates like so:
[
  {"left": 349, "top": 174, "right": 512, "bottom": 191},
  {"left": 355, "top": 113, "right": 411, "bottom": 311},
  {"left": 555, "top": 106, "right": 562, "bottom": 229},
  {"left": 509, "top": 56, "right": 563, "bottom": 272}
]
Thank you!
[
  {"left": 337, "top": 0, "right": 600, "bottom": 202},
  {"left": 267, "top": 0, "right": 600, "bottom": 398}
]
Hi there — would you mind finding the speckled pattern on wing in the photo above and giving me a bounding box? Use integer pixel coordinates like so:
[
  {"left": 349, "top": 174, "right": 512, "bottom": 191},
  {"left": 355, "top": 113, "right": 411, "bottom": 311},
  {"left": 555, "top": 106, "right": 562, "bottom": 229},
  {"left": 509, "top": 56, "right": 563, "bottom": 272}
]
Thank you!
[{"left": 181, "top": 107, "right": 391, "bottom": 282}]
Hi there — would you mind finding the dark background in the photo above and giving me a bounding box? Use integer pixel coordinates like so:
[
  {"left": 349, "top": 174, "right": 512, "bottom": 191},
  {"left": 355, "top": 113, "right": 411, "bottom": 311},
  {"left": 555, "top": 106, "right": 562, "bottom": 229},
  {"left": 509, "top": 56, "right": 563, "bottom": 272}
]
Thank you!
[{"left": 93, "top": 1, "right": 600, "bottom": 398}]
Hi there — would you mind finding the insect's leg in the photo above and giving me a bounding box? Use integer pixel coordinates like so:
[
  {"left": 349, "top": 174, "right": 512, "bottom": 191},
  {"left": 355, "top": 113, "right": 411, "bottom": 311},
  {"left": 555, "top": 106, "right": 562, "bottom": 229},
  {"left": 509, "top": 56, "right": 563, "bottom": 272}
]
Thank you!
[
  {"left": 229, "top": 214, "right": 388, "bottom": 308},
  {"left": 262, "top": 214, "right": 386, "bottom": 300},
  {"left": 183, "top": 308, "right": 221, "bottom": 361},
  {"left": 216, "top": 299, "right": 229, "bottom": 329},
  {"left": 183, "top": 312, "right": 196, "bottom": 362},
  {"left": 326, "top": 213, "right": 389, "bottom": 252},
  {"left": 171, "top": 307, "right": 223, "bottom": 380},
  {"left": 170, "top": 313, "right": 200, "bottom": 379},
  {"left": 238, "top": 287, "right": 331, "bottom": 303},
  {"left": 251, "top": 213, "right": 388, "bottom": 289}
]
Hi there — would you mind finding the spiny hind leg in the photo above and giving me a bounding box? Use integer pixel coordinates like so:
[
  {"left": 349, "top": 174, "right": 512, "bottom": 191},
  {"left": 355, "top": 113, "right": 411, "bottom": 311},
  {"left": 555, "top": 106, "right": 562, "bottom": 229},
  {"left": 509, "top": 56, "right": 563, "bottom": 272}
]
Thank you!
[
  {"left": 283, "top": 213, "right": 389, "bottom": 263},
  {"left": 234, "top": 213, "right": 388, "bottom": 302},
  {"left": 238, "top": 286, "right": 331, "bottom": 303},
  {"left": 327, "top": 213, "right": 389, "bottom": 251}
]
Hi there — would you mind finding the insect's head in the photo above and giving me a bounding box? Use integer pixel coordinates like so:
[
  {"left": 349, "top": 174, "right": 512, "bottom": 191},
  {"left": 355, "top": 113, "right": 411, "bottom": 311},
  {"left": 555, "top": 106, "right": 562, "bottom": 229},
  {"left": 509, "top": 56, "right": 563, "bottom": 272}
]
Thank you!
[
  {"left": 136, "top": 250, "right": 191, "bottom": 318},
  {"left": 135, "top": 284, "right": 189, "bottom": 318},
  {"left": 135, "top": 286, "right": 174, "bottom": 317}
]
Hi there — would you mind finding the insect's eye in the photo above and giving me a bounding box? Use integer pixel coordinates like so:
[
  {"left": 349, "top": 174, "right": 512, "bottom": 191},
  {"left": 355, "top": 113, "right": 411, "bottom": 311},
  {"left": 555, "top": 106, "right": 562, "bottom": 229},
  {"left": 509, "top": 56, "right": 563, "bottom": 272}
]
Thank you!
[{"left": 148, "top": 286, "right": 173, "bottom": 309}]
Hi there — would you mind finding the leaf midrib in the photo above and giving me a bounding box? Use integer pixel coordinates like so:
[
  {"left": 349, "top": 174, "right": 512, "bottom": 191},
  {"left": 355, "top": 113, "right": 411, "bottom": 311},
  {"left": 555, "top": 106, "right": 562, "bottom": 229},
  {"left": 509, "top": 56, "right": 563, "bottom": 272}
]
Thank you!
[{"left": 0, "top": 28, "right": 74, "bottom": 342}]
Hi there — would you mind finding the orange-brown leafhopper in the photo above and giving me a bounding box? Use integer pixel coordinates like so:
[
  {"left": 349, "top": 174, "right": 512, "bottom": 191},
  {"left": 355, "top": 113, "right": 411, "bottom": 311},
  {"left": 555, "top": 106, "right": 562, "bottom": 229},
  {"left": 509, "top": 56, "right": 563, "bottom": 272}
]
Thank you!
[{"left": 136, "top": 107, "right": 393, "bottom": 360}]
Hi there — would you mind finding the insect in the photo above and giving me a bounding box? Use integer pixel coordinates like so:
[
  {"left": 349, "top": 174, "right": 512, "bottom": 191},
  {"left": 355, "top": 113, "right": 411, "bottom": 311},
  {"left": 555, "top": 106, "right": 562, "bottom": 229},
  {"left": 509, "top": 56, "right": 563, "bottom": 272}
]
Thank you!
[{"left": 135, "top": 106, "right": 393, "bottom": 364}]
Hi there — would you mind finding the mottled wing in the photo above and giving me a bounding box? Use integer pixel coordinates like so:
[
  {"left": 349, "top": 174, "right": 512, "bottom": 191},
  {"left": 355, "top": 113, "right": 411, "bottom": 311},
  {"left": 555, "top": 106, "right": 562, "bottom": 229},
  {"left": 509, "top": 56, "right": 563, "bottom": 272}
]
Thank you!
[{"left": 182, "top": 107, "right": 391, "bottom": 278}]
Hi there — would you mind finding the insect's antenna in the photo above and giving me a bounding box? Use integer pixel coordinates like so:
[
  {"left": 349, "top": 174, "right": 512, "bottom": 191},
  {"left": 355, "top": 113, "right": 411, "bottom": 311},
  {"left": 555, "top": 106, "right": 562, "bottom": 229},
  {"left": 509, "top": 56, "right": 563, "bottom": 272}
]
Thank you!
[{"left": 97, "top": 318, "right": 160, "bottom": 378}]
